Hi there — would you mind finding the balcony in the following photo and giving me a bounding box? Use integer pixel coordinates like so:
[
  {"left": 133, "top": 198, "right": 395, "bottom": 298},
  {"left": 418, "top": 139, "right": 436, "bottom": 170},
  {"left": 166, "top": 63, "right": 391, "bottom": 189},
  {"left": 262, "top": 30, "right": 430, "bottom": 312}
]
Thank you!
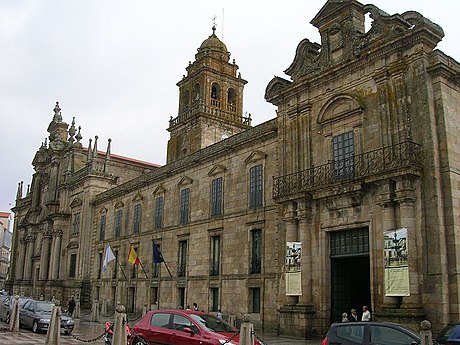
[{"left": 273, "top": 141, "right": 422, "bottom": 199}]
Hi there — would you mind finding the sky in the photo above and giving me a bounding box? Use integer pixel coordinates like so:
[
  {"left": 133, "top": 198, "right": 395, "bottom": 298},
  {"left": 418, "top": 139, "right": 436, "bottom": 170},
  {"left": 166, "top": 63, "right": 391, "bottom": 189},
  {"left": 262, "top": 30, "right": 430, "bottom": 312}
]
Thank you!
[{"left": 1, "top": 0, "right": 459, "bottom": 213}]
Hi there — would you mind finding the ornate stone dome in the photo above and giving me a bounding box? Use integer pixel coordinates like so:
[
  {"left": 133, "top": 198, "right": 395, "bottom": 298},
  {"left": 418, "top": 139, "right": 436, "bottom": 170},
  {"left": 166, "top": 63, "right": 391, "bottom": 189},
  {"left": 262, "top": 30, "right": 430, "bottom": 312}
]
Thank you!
[{"left": 196, "top": 26, "right": 229, "bottom": 61}]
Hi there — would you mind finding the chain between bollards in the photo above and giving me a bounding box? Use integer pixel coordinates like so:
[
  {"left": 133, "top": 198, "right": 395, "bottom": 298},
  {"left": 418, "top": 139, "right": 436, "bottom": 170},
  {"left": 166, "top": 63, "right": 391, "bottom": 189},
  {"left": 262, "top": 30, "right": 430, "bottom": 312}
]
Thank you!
[{"left": 70, "top": 329, "right": 106, "bottom": 343}]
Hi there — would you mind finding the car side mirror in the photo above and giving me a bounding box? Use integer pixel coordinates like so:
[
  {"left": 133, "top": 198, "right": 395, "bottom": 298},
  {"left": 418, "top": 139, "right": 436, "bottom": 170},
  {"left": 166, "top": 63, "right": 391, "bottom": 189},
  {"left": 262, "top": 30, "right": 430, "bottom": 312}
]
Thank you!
[{"left": 182, "top": 327, "right": 195, "bottom": 334}]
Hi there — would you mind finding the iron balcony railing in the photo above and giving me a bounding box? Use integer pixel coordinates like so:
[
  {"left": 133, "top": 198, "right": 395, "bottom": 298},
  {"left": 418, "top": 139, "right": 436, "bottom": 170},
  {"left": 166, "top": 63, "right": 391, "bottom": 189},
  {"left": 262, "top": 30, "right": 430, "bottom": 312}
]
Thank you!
[{"left": 273, "top": 141, "right": 422, "bottom": 199}]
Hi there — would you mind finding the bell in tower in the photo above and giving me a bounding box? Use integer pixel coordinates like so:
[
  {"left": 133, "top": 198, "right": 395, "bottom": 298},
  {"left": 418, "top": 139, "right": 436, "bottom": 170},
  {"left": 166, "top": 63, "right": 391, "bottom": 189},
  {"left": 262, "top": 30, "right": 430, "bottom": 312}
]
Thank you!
[{"left": 166, "top": 25, "right": 251, "bottom": 164}]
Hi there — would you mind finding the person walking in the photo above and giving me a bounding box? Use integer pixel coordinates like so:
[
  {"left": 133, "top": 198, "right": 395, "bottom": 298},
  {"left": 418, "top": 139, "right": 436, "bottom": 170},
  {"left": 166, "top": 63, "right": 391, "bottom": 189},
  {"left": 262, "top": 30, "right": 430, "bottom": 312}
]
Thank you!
[
  {"left": 349, "top": 308, "right": 359, "bottom": 322},
  {"left": 67, "top": 296, "right": 76, "bottom": 316},
  {"left": 361, "top": 306, "right": 371, "bottom": 321},
  {"left": 192, "top": 302, "right": 199, "bottom": 311}
]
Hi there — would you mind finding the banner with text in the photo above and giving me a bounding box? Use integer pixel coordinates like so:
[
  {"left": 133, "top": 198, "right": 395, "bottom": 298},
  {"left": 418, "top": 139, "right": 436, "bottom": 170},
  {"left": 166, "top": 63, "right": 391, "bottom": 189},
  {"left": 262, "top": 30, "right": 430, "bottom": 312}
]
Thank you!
[
  {"left": 384, "top": 228, "right": 410, "bottom": 296},
  {"left": 286, "top": 241, "right": 302, "bottom": 296}
]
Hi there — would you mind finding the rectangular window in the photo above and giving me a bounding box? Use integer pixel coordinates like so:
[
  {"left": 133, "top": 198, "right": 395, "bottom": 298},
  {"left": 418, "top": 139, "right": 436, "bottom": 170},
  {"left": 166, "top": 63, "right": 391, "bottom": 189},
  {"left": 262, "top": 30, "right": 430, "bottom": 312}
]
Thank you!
[
  {"left": 151, "top": 287, "right": 158, "bottom": 306},
  {"left": 180, "top": 189, "right": 190, "bottom": 225},
  {"left": 211, "top": 177, "right": 223, "bottom": 217},
  {"left": 112, "top": 250, "right": 118, "bottom": 279},
  {"left": 333, "top": 131, "right": 355, "bottom": 179},
  {"left": 115, "top": 209, "right": 123, "bottom": 238},
  {"left": 72, "top": 212, "right": 81, "bottom": 235},
  {"left": 210, "top": 288, "right": 219, "bottom": 312},
  {"left": 98, "top": 252, "right": 103, "bottom": 279},
  {"left": 249, "top": 165, "right": 263, "bottom": 209},
  {"left": 178, "top": 240, "right": 187, "bottom": 277},
  {"left": 133, "top": 204, "right": 142, "bottom": 234},
  {"left": 69, "top": 254, "right": 77, "bottom": 278},
  {"left": 250, "top": 287, "right": 261, "bottom": 313},
  {"left": 250, "top": 230, "right": 262, "bottom": 274},
  {"left": 154, "top": 196, "right": 164, "bottom": 229},
  {"left": 210, "top": 236, "right": 220, "bottom": 276},
  {"left": 99, "top": 214, "right": 106, "bottom": 241}
]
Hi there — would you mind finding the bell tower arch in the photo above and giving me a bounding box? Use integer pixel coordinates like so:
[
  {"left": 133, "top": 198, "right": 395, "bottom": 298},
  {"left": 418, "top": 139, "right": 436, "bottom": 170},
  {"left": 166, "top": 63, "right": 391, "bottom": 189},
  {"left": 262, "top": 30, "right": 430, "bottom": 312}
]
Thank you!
[{"left": 167, "top": 26, "right": 251, "bottom": 163}]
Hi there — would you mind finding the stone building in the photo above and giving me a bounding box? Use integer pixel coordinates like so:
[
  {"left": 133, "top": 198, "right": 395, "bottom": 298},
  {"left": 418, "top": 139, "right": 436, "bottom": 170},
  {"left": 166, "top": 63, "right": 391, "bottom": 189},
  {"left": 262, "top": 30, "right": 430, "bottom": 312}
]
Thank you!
[{"left": 8, "top": 0, "right": 460, "bottom": 338}]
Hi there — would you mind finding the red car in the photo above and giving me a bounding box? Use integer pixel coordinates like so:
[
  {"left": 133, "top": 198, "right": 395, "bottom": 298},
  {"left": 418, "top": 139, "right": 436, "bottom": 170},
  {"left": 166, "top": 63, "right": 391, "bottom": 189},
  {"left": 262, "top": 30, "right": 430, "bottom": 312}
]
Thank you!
[{"left": 129, "top": 309, "right": 266, "bottom": 345}]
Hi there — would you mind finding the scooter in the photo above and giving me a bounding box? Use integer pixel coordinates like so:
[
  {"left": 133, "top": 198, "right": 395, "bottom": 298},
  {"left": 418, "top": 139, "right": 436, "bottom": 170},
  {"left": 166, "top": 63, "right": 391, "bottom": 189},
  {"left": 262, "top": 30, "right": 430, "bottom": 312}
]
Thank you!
[{"left": 103, "top": 321, "right": 133, "bottom": 345}]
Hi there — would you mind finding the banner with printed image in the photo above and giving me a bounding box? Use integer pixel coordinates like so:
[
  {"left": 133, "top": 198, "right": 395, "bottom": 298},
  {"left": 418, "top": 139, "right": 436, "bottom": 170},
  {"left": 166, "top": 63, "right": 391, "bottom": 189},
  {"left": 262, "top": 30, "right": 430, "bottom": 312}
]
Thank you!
[
  {"left": 286, "top": 241, "right": 302, "bottom": 296},
  {"left": 384, "top": 228, "right": 410, "bottom": 296}
]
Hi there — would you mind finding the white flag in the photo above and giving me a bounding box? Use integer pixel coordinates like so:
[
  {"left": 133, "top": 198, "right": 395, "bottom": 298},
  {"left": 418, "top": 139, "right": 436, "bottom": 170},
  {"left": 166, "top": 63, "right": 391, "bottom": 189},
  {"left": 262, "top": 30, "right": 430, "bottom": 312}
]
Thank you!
[{"left": 102, "top": 244, "right": 116, "bottom": 272}]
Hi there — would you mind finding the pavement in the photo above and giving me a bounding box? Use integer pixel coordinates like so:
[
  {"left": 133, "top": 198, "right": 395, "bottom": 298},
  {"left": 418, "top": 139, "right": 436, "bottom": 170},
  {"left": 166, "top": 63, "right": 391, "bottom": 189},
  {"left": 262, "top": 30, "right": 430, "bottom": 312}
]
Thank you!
[{"left": 0, "top": 313, "right": 323, "bottom": 345}]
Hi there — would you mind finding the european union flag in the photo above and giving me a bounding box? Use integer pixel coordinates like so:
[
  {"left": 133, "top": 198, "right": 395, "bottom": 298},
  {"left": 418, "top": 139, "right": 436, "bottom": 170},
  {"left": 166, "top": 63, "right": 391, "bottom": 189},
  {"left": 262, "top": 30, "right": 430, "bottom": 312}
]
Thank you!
[{"left": 153, "top": 241, "right": 165, "bottom": 264}]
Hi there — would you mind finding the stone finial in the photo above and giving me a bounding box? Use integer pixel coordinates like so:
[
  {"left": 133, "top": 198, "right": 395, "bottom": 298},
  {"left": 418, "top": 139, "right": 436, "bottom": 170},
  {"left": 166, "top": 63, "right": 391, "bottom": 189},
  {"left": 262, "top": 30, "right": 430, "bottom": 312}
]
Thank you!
[
  {"left": 68, "top": 117, "right": 76, "bottom": 144},
  {"left": 16, "top": 181, "right": 23, "bottom": 199},
  {"left": 420, "top": 320, "right": 431, "bottom": 330},
  {"left": 116, "top": 305, "right": 126, "bottom": 314},
  {"left": 104, "top": 138, "right": 112, "bottom": 173},
  {"left": 75, "top": 126, "right": 82, "bottom": 144},
  {"left": 243, "top": 313, "right": 251, "bottom": 322},
  {"left": 87, "top": 138, "right": 93, "bottom": 160},
  {"left": 53, "top": 101, "right": 62, "bottom": 122},
  {"left": 92, "top": 135, "right": 99, "bottom": 158},
  {"left": 54, "top": 299, "right": 61, "bottom": 306}
]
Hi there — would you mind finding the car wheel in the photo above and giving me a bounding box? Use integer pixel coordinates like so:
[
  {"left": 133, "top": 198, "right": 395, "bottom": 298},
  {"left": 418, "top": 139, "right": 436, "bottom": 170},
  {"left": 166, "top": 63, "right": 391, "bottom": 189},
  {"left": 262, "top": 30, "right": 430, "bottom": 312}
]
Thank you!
[
  {"left": 32, "top": 320, "right": 39, "bottom": 333},
  {"left": 132, "top": 337, "right": 147, "bottom": 345}
]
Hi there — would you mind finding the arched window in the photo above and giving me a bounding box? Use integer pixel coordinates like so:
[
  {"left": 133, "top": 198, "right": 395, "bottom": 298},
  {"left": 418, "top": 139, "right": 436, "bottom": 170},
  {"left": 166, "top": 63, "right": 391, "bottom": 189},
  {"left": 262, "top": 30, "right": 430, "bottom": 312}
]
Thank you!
[
  {"left": 211, "top": 82, "right": 221, "bottom": 108},
  {"left": 182, "top": 90, "right": 190, "bottom": 113},
  {"left": 227, "top": 88, "right": 236, "bottom": 112},
  {"left": 192, "top": 83, "right": 201, "bottom": 102}
]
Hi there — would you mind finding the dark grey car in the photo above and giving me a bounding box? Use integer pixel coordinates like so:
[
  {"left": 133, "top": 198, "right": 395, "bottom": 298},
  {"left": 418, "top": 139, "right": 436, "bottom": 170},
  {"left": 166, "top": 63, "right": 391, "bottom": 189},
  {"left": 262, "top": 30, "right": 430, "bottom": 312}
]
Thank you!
[
  {"left": 19, "top": 300, "right": 74, "bottom": 334},
  {"left": 0, "top": 296, "right": 32, "bottom": 323},
  {"left": 322, "top": 322, "right": 420, "bottom": 345}
]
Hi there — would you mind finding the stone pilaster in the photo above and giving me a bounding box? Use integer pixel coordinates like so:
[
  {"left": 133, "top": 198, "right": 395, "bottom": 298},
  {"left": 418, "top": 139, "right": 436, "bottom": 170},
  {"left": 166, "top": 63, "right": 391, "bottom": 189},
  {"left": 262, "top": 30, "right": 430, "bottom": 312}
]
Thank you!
[
  {"left": 16, "top": 238, "right": 26, "bottom": 280},
  {"left": 298, "top": 199, "right": 313, "bottom": 304},
  {"left": 23, "top": 235, "right": 35, "bottom": 280},
  {"left": 51, "top": 230, "right": 63, "bottom": 280},
  {"left": 284, "top": 202, "right": 298, "bottom": 305},
  {"left": 39, "top": 231, "right": 51, "bottom": 280}
]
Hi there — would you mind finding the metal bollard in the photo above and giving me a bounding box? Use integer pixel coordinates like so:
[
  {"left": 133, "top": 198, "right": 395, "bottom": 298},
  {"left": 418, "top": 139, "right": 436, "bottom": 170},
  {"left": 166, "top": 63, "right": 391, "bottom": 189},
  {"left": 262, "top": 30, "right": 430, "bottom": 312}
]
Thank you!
[
  {"left": 420, "top": 320, "right": 433, "bottom": 345},
  {"left": 45, "top": 299, "right": 61, "bottom": 345},
  {"left": 239, "top": 314, "right": 254, "bottom": 345},
  {"left": 113, "top": 305, "right": 128, "bottom": 345},
  {"left": 9, "top": 295, "right": 20, "bottom": 333},
  {"left": 91, "top": 299, "right": 100, "bottom": 322}
]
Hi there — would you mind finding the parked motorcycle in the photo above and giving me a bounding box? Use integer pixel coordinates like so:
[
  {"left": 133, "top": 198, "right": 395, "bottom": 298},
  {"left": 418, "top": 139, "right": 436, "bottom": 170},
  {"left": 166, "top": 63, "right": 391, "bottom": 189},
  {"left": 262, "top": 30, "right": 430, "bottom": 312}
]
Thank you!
[{"left": 103, "top": 321, "right": 133, "bottom": 345}]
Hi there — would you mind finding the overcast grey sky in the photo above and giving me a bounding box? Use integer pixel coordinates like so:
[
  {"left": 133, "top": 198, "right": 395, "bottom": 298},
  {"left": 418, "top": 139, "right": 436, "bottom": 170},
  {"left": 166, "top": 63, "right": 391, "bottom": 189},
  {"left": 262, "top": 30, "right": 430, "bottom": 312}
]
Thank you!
[{"left": 1, "top": 0, "right": 459, "bottom": 213}]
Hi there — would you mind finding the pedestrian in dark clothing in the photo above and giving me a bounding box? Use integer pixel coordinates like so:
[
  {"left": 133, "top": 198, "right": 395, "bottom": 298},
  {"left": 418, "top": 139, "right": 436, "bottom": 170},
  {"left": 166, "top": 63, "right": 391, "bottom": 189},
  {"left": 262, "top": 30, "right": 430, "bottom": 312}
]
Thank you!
[
  {"left": 67, "top": 296, "right": 76, "bottom": 316},
  {"left": 349, "top": 308, "right": 359, "bottom": 322},
  {"left": 192, "top": 302, "right": 199, "bottom": 311}
]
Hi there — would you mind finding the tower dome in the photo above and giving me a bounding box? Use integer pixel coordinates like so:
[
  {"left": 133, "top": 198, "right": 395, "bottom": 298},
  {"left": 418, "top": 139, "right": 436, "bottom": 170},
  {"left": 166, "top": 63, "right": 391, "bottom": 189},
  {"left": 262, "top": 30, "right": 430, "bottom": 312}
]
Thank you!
[{"left": 196, "top": 26, "right": 229, "bottom": 61}]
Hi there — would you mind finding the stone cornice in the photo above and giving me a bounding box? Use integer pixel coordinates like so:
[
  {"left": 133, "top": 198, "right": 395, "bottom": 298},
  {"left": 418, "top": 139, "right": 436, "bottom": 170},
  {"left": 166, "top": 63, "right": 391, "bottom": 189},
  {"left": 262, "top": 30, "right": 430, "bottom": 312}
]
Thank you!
[{"left": 93, "top": 119, "right": 278, "bottom": 205}]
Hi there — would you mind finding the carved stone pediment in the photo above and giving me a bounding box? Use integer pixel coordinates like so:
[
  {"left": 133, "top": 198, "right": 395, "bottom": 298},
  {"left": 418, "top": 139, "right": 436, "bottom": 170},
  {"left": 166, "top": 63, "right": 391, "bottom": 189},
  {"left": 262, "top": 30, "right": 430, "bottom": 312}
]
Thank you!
[
  {"left": 284, "top": 39, "right": 321, "bottom": 81},
  {"left": 264, "top": 77, "right": 292, "bottom": 106},
  {"left": 114, "top": 200, "right": 124, "bottom": 209},
  {"left": 152, "top": 185, "right": 166, "bottom": 195},
  {"left": 132, "top": 192, "right": 144, "bottom": 202},
  {"left": 67, "top": 240, "right": 79, "bottom": 249},
  {"left": 245, "top": 150, "right": 267, "bottom": 164},
  {"left": 318, "top": 94, "right": 364, "bottom": 126},
  {"left": 208, "top": 164, "right": 227, "bottom": 177},
  {"left": 178, "top": 176, "right": 193, "bottom": 187},
  {"left": 70, "top": 197, "right": 83, "bottom": 208}
]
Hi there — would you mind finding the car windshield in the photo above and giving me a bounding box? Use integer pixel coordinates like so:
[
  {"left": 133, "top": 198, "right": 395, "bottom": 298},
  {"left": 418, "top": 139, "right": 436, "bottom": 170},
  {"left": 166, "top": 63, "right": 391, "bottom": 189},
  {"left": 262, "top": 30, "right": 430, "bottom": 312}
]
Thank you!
[
  {"left": 36, "top": 302, "right": 54, "bottom": 313},
  {"left": 190, "top": 314, "right": 236, "bottom": 333}
]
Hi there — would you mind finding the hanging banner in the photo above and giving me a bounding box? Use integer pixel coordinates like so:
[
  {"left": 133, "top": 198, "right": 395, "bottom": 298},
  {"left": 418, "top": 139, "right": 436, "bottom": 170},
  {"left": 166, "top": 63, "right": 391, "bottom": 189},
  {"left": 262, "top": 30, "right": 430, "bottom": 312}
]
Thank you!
[
  {"left": 384, "top": 228, "right": 410, "bottom": 296},
  {"left": 285, "top": 241, "right": 302, "bottom": 296}
]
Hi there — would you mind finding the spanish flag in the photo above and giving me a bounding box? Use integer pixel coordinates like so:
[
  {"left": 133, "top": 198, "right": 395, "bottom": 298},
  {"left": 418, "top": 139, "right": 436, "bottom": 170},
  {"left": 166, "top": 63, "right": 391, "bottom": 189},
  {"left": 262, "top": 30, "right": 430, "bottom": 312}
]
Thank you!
[{"left": 128, "top": 244, "right": 141, "bottom": 266}]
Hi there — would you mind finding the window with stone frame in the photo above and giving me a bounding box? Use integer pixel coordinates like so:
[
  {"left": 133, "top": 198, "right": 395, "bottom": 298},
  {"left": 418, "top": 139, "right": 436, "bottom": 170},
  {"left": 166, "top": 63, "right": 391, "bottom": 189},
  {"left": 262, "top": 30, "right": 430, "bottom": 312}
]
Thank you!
[
  {"left": 210, "top": 287, "right": 219, "bottom": 312},
  {"left": 210, "top": 235, "right": 220, "bottom": 276},
  {"left": 154, "top": 196, "right": 164, "bottom": 230},
  {"left": 249, "top": 287, "right": 261, "bottom": 313},
  {"left": 178, "top": 240, "right": 187, "bottom": 277},
  {"left": 249, "top": 164, "right": 263, "bottom": 209},
  {"left": 210, "top": 177, "right": 223, "bottom": 217},
  {"left": 133, "top": 204, "right": 142, "bottom": 234},
  {"left": 250, "top": 229, "right": 262, "bottom": 274},
  {"left": 112, "top": 250, "right": 118, "bottom": 279},
  {"left": 332, "top": 131, "right": 355, "bottom": 179},
  {"left": 114, "top": 209, "right": 123, "bottom": 239},
  {"left": 72, "top": 212, "right": 81, "bottom": 235},
  {"left": 69, "top": 253, "right": 77, "bottom": 278},
  {"left": 179, "top": 188, "right": 190, "bottom": 225},
  {"left": 99, "top": 214, "right": 106, "bottom": 241}
]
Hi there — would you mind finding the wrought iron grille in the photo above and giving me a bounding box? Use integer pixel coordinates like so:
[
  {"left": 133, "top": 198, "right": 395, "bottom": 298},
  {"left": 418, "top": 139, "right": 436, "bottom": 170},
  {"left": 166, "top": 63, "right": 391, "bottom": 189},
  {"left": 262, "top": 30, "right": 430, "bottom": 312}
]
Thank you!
[
  {"left": 177, "top": 264, "right": 187, "bottom": 277},
  {"left": 273, "top": 141, "right": 422, "bottom": 199},
  {"left": 250, "top": 258, "right": 262, "bottom": 274},
  {"left": 210, "top": 262, "right": 220, "bottom": 276}
]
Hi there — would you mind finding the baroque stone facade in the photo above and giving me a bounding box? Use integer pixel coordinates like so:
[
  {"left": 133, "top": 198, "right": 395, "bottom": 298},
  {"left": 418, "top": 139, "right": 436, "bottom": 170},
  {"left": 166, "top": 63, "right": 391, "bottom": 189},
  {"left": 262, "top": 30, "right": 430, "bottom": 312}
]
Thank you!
[{"left": 8, "top": 0, "right": 460, "bottom": 338}]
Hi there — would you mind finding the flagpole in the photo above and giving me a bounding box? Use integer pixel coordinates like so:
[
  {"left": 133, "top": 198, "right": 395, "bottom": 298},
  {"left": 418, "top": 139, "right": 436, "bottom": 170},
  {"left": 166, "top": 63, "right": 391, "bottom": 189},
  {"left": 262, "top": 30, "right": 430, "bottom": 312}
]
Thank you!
[
  {"left": 118, "top": 259, "right": 127, "bottom": 279},
  {"left": 139, "top": 260, "right": 149, "bottom": 279},
  {"left": 163, "top": 260, "right": 173, "bottom": 278}
]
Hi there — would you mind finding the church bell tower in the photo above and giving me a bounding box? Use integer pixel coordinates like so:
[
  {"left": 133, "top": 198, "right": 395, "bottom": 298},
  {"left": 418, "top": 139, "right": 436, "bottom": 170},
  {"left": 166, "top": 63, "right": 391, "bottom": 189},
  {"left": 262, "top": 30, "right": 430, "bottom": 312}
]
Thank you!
[{"left": 166, "top": 26, "right": 251, "bottom": 164}]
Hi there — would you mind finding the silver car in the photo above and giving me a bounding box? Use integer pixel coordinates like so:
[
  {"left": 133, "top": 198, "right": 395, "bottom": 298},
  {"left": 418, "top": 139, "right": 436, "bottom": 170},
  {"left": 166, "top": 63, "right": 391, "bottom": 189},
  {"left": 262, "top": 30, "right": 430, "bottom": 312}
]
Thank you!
[
  {"left": 0, "top": 295, "right": 32, "bottom": 323},
  {"left": 19, "top": 299, "right": 74, "bottom": 334}
]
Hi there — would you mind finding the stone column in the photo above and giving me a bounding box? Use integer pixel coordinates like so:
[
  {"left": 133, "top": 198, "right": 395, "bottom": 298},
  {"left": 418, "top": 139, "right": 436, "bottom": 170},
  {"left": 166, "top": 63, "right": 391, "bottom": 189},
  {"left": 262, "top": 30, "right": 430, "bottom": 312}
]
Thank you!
[
  {"left": 378, "top": 181, "right": 399, "bottom": 307},
  {"left": 284, "top": 202, "right": 298, "bottom": 305},
  {"left": 23, "top": 236, "right": 34, "bottom": 280},
  {"left": 298, "top": 199, "right": 312, "bottom": 304},
  {"left": 396, "top": 177, "right": 421, "bottom": 307},
  {"left": 16, "top": 238, "right": 26, "bottom": 280},
  {"left": 40, "top": 233, "right": 51, "bottom": 280},
  {"left": 51, "top": 231, "right": 62, "bottom": 280},
  {"left": 48, "top": 235, "right": 56, "bottom": 280}
]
